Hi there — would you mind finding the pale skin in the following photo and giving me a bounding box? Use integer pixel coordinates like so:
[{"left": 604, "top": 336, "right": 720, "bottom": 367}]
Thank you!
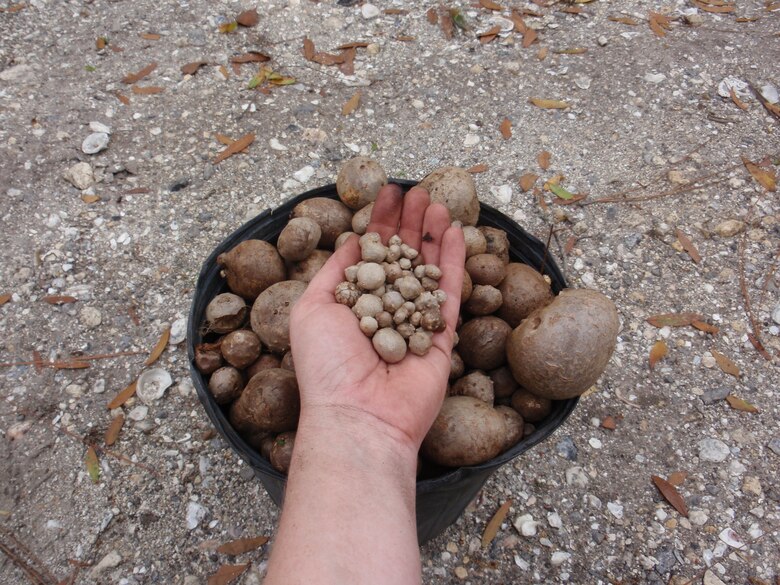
[{"left": 264, "top": 184, "right": 466, "bottom": 585}]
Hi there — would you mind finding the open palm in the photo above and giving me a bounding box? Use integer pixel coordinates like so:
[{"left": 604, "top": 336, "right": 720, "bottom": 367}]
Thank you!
[{"left": 289, "top": 185, "right": 466, "bottom": 448}]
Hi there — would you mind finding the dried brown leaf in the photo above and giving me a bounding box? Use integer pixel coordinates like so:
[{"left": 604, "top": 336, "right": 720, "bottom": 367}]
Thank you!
[
  {"left": 608, "top": 16, "right": 640, "bottom": 25},
  {"left": 529, "top": 97, "right": 568, "bottom": 109},
  {"left": 181, "top": 61, "right": 207, "bottom": 75},
  {"left": 426, "top": 7, "right": 438, "bottom": 24},
  {"left": 236, "top": 8, "right": 259, "bottom": 27},
  {"left": 383, "top": 8, "right": 408, "bottom": 15},
  {"left": 219, "top": 21, "right": 238, "bottom": 34},
  {"left": 342, "top": 91, "right": 361, "bottom": 116},
  {"left": 564, "top": 235, "right": 577, "bottom": 254},
  {"left": 741, "top": 157, "right": 776, "bottom": 191},
  {"left": 560, "top": 6, "right": 583, "bottom": 14},
  {"left": 116, "top": 92, "right": 130, "bottom": 105},
  {"left": 479, "top": 0, "right": 503, "bottom": 10},
  {"left": 124, "top": 187, "right": 150, "bottom": 195},
  {"left": 81, "top": 194, "right": 101, "bottom": 203},
  {"left": 499, "top": 118, "right": 512, "bottom": 139},
  {"left": 395, "top": 35, "right": 416, "bottom": 42},
  {"left": 481, "top": 499, "right": 512, "bottom": 548},
  {"left": 85, "top": 447, "right": 100, "bottom": 483},
  {"left": 42, "top": 295, "right": 77, "bottom": 305},
  {"left": 216, "top": 536, "right": 269, "bottom": 555},
  {"left": 54, "top": 360, "right": 90, "bottom": 369},
  {"left": 214, "top": 133, "right": 255, "bottom": 164},
  {"left": 131, "top": 85, "right": 164, "bottom": 95},
  {"left": 676, "top": 229, "right": 701, "bottom": 263},
  {"left": 554, "top": 47, "right": 588, "bottom": 55},
  {"left": 230, "top": 52, "right": 270, "bottom": 64},
  {"left": 651, "top": 475, "right": 688, "bottom": 517},
  {"left": 219, "top": 65, "right": 229, "bottom": 79},
  {"left": 691, "top": 320, "right": 719, "bottom": 335},
  {"left": 96, "top": 36, "right": 108, "bottom": 50},
  {"left": 646, "top": 312, "right": 704, "bottom": 327},
  {"left": 537, "top": 151, "right": 551, "bottom": 170},
  {"left": 478, "top": 26, "right": 501, "bottom": 44},
  {"left": 215, "top": 133, "right": 234, "bottom": 145},
  {"left": 335, "top": 42, "right": 371, "bottom": 50},
  {"left": 107, "top": 381, "right": 137, "bottom": 410},
  {"left": 711, "top": 349, "right": 740, "bottom": 377},
  {"left": 522, "top": 27, "right": 538, "bottom": 48},
  {"left": 312, "top": 51, "right": 346, "bottom": 66},
  {"left": 667, "top": 471, "right": 687, "bottom": 486},
  {"left": 141, "top": 32, "right": 161, "bottom": 40},
  {"left": 122, "top": 62, "right": 157, "bottom": 84},
  {"left": 649, "top": 340, "right": 668, "bottom": 370},
  {"left": 693, "top": 0, "right": 735, "bottom": 13},
  {"left": 537, "top": 46, "right": 549, "bottom": 60},
  {"left": 726, "top": 395, "right": 759, "bottom": 413},
  {"left": 649, "top": 12, "right": 669, "bottom": 37},
  {"left": 467, "top": 163, "right": 489, "bottom": 174},
  {"left": 509, "top": 11, "right": 527, "bottom": 32},
  {"left": 145, "top": 327, "right": 170, "bottom": 366},
  {"left": 729, "top": 87, "right": 748, "bottom": 110},
  {"left": 519, "top": 173, "right": 539, "bottom": 192},
  {"left": 339, "top": 47, "right": 356, "bottom": 75},
  {"left": 601, "top": 415, "right": 617, "bottom": 430},
  {"left": 208, "top": 564, "right": 249, "bottom": 585},
  {"left": 105, "top": 414, "right": 125, "bottom": 446},
  {"left": 747, "top": 577, "right": 771, "bottom": 585},
  {"left": 303, "top": 38, "right": 315, "bottom": 61},
  {"left": 439, "top": 6, "right": 454, "bottom": 39}
]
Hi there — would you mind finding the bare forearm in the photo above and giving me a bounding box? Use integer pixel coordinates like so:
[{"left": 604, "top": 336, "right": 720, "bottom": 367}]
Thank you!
[{"left": 265, "top": 411, "right": 421, "bottom": 585}]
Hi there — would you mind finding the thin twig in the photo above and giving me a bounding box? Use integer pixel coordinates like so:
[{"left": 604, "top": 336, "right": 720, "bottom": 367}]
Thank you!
[
  {"left": 538, "top": 225, "right": 555, "bottom": 276},
  {"left": 738, "top": 229, "right": 772, "bottom": 360},
  {"left": 0, "top": 526, "right": 59, "bottom": 585},
  {"left": 0, "top": 350, "right": 144, "bottom": 369}
]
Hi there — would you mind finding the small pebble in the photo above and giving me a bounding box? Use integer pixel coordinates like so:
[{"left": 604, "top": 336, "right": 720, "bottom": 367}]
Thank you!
[
  {"left": 89, "top": 121, "right": 111, "bottom": 134},
  {"left": 293, "top": 165, "right": 315, "bottom": 184},
  {"left": 64, "top": 162, "right": 95, "bottom": 190},
  {"left": 607, "top": 501, "right": 624, "bottom": 519},
  {"left": 768, "top": 438, "right": 780, "bottom": 456},
  {"left": 701, "top": 386, "right": 729, "bottom": 405},
  {"left": 550, "top": 551, "right": 570, "bottom": 566},
  {"left": 136, "top": 368, "right": 173, "bottom": 404},
  {"left": 186, "top": 502, "right": 207, "bottom": 530},
  {"left": 79, "top": 306, "right": 102, "bottom": 328},
  {"left": 547, "top": 512, "right": 562, "bottom": 529},
  {"left": 361, "top": 3, "right": 380, "bottom": 18},
  {"left": 82, "top": 132, "right": 110, "bottom": 154},
  {"left": 565, "top": 466, "right": 588, "bottom": 487},
  {"left": 128, "top": 405, "right": 149, "bottom": 421},
  {"left": 699, "top": 438, "right": 730, "bottom": 462},
  {"left": 169, "top": 318, "right": 187, "bottom": 345},
  {"left": 689, "top": 510, "right": 708, "bottom": 526},
  {"left": 453, "top": 566, "right": 468, "bottom": 580},
  {"left": 556, "top": 436, "right": 578, "bottom": 460},
  {"left": 718, "top": 528, "right": 745, "bottom": 549},
  {"left": 771, "top": 303, "right": 780, "bottom": 326},
  {"left": 90, "top": 551, "right": 122, "bottom": 576},
  {"left": 513, "top": 514, "right": 538, "bottom": 537},
  {"left": 714, "top": 220, "right": 745, "bottom": 237},
  {"left": 588, "top": 437, "right": 603, "bottom": 449}
]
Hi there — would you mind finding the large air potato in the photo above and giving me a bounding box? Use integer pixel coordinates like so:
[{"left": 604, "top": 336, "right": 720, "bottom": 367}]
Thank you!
[
  {"left": 421, "top": 396, "right": 507, "bottom": 467},
  {"left": 291, "top": 197, "right": 354, "bottom": 249},
  {"left": 497, "top": 263, "right": 553, "bottom": 328},
  {"left": 217, "top": 240, "right": 286, "bottom": 300},
  {"left": 229, "top": 368, "right": 300, "bottom": 434},
  {"left": 250, "top": 280, "right": 307, "bottom": 354},
  {"left": 336, "top": 157, "right": 387, "bottom": 210},
  {"left": 418, "top": 167, "right": 480, "bottom": 226},
  {"left": 506, "top": 289, "right": 619, "bottom": 400},
  {"left": 287, "top": 249, "right": 332, "bottom": 283},
  {"left": 276, "top": 217, "right": 321, "bottom": 262},
  {"left": 457, "top": 316, "right": 512, "bottom": 371}
]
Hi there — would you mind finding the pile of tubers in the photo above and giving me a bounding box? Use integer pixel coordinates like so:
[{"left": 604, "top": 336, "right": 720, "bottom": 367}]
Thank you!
[{"left": 195, "top": 156, "right": 619, "bottom": 474}]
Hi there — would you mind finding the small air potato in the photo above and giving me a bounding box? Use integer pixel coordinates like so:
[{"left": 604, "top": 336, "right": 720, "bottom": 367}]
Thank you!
[
  {"left": 461, "top": 270, "right": 473, "bottom": 304},
  {"left": 451, "top": 371, "right": 494, "bottom": 405},
  {"left": 205, "top": 293, "right": 248, "bottom": 334},
  {"left": 217, "top": 240, "right": 286, "bottom": 300},
  {"left": 229, "top": 368, "right": 300, "bottom": 434},
  {"left": 462, "top": 226, "right": 487, "bottom": 258},
  {"left": 287, "top": 250, "right": 332, "bottom": 283},
  {"left": 270, "top": 431, "right": 296, "bottom": 474},
  {"left": 351, "top": 202, "right": 375, "bottom": 235},
  {"left": 250, "top": 280, "right": 307, "bottom": 354},
  {"left": 195, "top": 341, "right": 223, "bottom": 374},
  {"left": 418, "top": 167, "right": 480, "bottom": 226},
  {"left": 260, "top": 434, "right": 275, "bottom": 459},
  {"left": 478, "top": 226, "right": 510, "bottom": 264},
  {"left": 421, "top": 396, "right": 507, "bottom": 467},
  {"left": 242, "top": 430, "right": 271, "bottom": 452},
  {"left": 277, "top": 217, "right": 322, "bottom": 262},
  {"left": 464, "top": 284, "right": 502, "bottom": 316},
  {"left": 280, "top": 351, "right": 295, "bottom": 372},
  {"left": 489, "top": 366, "right": 519, "bottom": 399},
  {"left": 465, "top": 254, "right": 506, "bottom": 286},
  {"left": 506, "top": 289, "right": 620, "bottom": 400},
  {"left": 208, "top": 366, "right": 244, "bottom": 405},
  {"left": 221, "top": 329, "right": 262, "bottom": 369},
  {"left": 457, "top": 316, "right": 512, "bottom": 371},
  {"left": 245, "top": 353, "right": 282, "bottom": 378},
  {"left": 510, "top": 389, "right": 551, "bottom": 423},
  {"left": 497, "top": 263, "right": 553, "bottom": 328},
  {"left": 336, "top": 157, "right": 388, "bottom": 210},
  {"left": 291, "top": 197, "right": 354, "bottom": 249},
  {"left": 495, "top": 405, "right": 525, "bottom": 452},
  {"left": 450, "top": 349, "right": 465, "bottom": 381}
]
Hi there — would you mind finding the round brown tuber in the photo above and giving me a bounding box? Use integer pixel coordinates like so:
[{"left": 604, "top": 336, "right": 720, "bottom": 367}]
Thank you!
[
  {"left": 451, "top": 371, "right": 494, "bottom": 405},
  {"left": 280, "top": 351, "right": 295, "bottom": 372},
  {"left": 351, "top": 202, "right": 375, "bottom": 235},
  {"left": 418, "top": 167, "right": 480, "bottom": 226},
  {"left": 246, "top": 353, "right": 282, "bottom": 378},
  {"left": 464, "top": 284, "right": 502, "bottom": 316},
  {"left": 205, "top": 293, "right": 248, "bottom": 334},
  {"left": 229, "top": 368, "right": 300, "bottom": 434},
  {"left": 489, "top": 366, "right": 519, "bottom": 399},
  {"left": 497, "top": 263, "right": 553, "bottom": 328},
  {"left": 221, "top": 329, "right": 262, "bottom": 370},
  {"left": 195, "top": 342, "right": 223, "bottom": 374},
  {"left": 291, "top": 197, "right": 353, "bottom": 249},
  {"left": 336, "top": 156, "right": 388, "bottom": 210},
  {"left": 287, "top": 250, "right": 332, "bottom": 283},
  {"left": 208, "top": 366, "right": 244, "bottom": 405},
  {"left": 465, "top": 254, "right": 506, "bottom": 287},
  {"left": 457, "top": 316, "right": 512, "bottom": 371},
  {"left": 462, "top": 226, "right": 487, "bottom": 258},
  {"left": 495, "top": 406, "right": 525, "bottom": 452},
  {"left": 270, "top": 431, "right": 296, "bottom": 474},
  {"left": 421, "top": 396, "right": 507, "bottom": 467},
  {"left": 460, "top": 270, "right": 473, "bottom": 304},
  {"left": 277, "top": 217, "right": 321, "bottom": 262},
  {"left": 217, "top": 240, "right": 286, "bottom": 300},
  {"left": 250, "top": 280, "right": 307, "bottom": 354},
  {"left": 259, "top": 434, "right": 275, "bottom": 460},
  {"left": 478, "top": 226, "right": 510, "bottom": 264},
  {"left": 450, "top": 350, "right": 465, "bottom": 381},
  {"left": 510, "top": 389, "right": 551, "bottom": 423},
  {"left": 506, "top": 289, "right": 619, "bottom": 400}
]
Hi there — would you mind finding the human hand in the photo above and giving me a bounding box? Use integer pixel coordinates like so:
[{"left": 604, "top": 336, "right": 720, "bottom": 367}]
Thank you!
[{"left": 289, "top": 184, "right": 466, "bottom": 453}]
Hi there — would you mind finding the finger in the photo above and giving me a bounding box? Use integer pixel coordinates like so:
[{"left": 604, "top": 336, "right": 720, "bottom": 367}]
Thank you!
[
  {"left": 365, "top": 183, "right": 403, "bottom": 244},
  {"left": 432, "top": 225, "right": 465, "bottom": 351},
  {"left": 397, "top": 187, "right": 430, "bottom": 251},
  {"left": 419, "top": 203, "right": 451, "bottom": 267},
  {"left": 301, "top": 235, "right": 360, "bottom": 305}
]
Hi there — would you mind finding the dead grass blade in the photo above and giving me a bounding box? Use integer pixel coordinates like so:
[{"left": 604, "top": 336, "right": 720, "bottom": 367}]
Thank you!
[
  {"left": 122, "top": 62, "right": 157, "bottom": 84},
  {"left": 145, "top": 327, "right": 170, "bottom": 366},
  {"left": 482, "top": 499, "right": 512, "bottom": 548}
]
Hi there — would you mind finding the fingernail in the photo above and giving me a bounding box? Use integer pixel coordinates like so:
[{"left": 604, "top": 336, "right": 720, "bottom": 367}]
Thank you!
[{"left": 451, "top": 220, "right": 463, "bottom": 229}]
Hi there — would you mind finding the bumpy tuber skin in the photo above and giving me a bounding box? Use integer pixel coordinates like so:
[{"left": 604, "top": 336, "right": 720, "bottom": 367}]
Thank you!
[
  {"left": 456, "top": 316, "right": 512, "bottom": 371},
  {"left": 510, "top": 389, "right": 551, "bottom": 423},
  {"left": 449, "top": 350, "right": 465, "bottom": 381},
  {"left": 270, "top": 431, "right": 296, "bottom": 474},
  {"left": 288, "top": 250, "right": 332, "bottom": 283},
  {"left": 465, "top": 254, "right": 506, "bottom": 286},
  {"left": 478, "top": 226, "right": 510, "bottom": 264},
  {"left": 217, "top": 240, "right": 286, "bottom": 300},
  {"left": 450, "top": 371, "right": 494, "bottom": 405},
  {"left": 221, "top": 329, "right": 262, "bottom": 369},
  {"left": 464, "top": 284, "right": 502, "bottom": 316},
  {"left": 336, "top": 156, "right": 388, "bottom": 210},
  {"left": 495, "top": 406, "right": 525, "bottom": 452},
  {"left": 497, "top": 263, "right": 553, "bottom": 328},
  {"left": 230, "top": 368, "right": 300, "bottom": 434},
  {"left": 371, "top": 327, "right": 407, "bottom": 363},
  {"left": 245, "top": 353, "right": 282, "bottom": 379},
  {"left": 195, "top": 341, "right": 223, "bottom": 374},
  {"left": 250, "top": 280, "right": 307, "bottom": 354},
  {"left": 291, "top": 197, "right": 353, "bottom": 249},
  {"left": 277, "top": 217, "right": 321, "bottom": 262},
  {"left": 489, "top": 366, "right": 519, "bottom": 399},
  {"left": 205, "top": 293, "right": 248, "bottom": 334},
  {"left": 418, "top": 167, "right": 480, "bottom": 226},
  {"left": 208, "top": 366, "right": 244, "bottom": 405},
  {"left": 462, "top": 226, "right": 487, "bottom": 258},
  {"left": 506, "top": 289, "right": 619, "bottom": 400}
]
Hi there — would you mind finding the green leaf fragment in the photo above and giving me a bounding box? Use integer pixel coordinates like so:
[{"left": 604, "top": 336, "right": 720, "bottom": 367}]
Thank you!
[
  {"left": 371, "top": 142, "right": 379, "bottom": 152},
  {"left": 85, "top": 447, "right": 100, "bottom": 483},
  {"left": 549, "top": 183, "right": 576, "bottom": 200},
  {"left": 85, "top": 65, "right": 97, "bottom": 72},
  {"left": 450, "top": 9, "right": 469, "bottom": 30}
]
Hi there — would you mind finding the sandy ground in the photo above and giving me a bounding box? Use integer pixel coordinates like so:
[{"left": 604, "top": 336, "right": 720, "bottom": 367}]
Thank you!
[{"left": 1, "top": 0, "right": 779, "bottom": 583}]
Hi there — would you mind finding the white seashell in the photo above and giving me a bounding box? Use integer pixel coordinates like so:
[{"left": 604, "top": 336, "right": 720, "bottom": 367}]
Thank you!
[
  {"left": 136, "top": 367, "right": 173, "bottom": 404},
  {"left": 169, "top": 318, "right": 187, "bottom": 345},
  {"left": 82, "top": 132, "right": 110, "bottom": 154}
]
